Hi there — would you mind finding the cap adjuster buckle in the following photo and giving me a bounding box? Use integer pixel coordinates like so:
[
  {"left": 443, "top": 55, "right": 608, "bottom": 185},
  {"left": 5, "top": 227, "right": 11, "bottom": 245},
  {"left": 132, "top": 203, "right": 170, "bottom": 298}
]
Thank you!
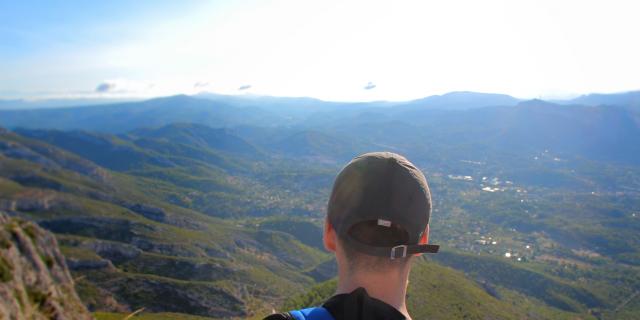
[{"left": 390, "top": 245, "right": 408, "bottom": 259}]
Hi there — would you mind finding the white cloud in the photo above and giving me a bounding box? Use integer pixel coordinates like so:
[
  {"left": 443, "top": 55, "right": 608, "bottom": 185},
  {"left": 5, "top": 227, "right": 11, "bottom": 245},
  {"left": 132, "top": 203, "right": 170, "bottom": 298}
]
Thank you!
[
  {"left": 92, "top": 79, "right": 155, "bottom": 95},
  {"left": 193, "top": 81, "right": 210, "bottom": 89},
  {"left": 95, "top": 82, "right": 117, "bottom": 93}
]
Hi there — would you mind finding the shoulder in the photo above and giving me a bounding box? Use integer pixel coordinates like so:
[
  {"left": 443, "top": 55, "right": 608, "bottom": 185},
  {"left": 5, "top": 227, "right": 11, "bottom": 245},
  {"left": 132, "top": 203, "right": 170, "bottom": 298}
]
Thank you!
[
  {"left": 264, "top": 307, "right": 334, "bottom": 320},
  {"left": 263, "top": 312, "right": 295, "bottom": 320}
]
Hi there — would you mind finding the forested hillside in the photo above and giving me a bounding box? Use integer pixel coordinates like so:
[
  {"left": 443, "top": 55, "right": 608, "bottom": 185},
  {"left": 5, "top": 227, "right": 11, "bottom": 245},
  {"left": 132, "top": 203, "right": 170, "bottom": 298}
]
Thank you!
[{"left": 0, "top": 91, "right": 639, "bottom": 319}]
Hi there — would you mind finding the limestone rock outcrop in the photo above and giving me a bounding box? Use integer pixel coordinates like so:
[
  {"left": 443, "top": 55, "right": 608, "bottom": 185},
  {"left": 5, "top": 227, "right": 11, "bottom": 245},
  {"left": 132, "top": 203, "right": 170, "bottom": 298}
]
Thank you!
[{"left": 0, "top": 212, "right": 93, "bottom": 320}]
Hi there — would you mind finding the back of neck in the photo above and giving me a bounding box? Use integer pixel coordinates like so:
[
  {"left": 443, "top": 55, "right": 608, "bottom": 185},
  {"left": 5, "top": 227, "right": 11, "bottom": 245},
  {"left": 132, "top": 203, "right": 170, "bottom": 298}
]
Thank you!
[{"left": 336, "top": 269, "right": 411, "bottom": 319}]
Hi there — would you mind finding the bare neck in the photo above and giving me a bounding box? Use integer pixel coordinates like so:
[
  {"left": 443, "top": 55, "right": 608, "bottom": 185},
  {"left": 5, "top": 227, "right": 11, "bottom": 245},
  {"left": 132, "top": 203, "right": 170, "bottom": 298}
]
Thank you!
[{"left": 335, "top": 266, "right": 412, "bottom": 319}]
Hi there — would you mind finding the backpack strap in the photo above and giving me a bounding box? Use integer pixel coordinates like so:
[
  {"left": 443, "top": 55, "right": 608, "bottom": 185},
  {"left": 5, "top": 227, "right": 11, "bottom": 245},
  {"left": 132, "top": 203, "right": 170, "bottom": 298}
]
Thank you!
[{"left": 289, "top": 307, "right": 334, "bottom": 320}]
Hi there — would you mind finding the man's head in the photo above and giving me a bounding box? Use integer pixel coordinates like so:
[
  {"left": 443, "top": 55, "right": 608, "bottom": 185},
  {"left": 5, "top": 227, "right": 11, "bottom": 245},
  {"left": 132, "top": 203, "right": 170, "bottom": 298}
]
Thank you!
[{"left": 323, "top": 152, "right": 438, "bottom": 274}]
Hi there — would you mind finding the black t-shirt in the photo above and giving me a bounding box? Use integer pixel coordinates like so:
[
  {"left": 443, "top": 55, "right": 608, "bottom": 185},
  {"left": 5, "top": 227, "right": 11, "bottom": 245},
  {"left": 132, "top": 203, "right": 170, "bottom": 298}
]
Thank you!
[{"left": 264, "top": 287, "right": 406, "bottom": 320}]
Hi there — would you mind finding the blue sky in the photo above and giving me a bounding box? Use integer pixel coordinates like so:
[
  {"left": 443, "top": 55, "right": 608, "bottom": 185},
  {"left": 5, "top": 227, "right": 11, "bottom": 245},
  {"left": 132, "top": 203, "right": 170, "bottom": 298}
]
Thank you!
[{"left": 1, "top": 0, "right": 639, "bottom": 101}]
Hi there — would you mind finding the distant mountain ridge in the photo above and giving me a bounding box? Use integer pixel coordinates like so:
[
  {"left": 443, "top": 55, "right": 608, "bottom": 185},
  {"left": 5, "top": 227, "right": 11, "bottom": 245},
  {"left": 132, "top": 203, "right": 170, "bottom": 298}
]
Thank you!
[
  {"left": 561, "top": 91, "right": 640, "bottom": 107},
  {"left": 396, "top": 91, "right": 521, "bottom": 110},
  {"left": 0, "top": 90, "right": 637, "bottom": 133},
  {"left": 2, "top": 89, "right": 637, "bottom": 113},
  {"left": 4, "top": 92, "right": 640, "bottom": 167},
  {"left": 0, "top": 97, "right": 143, "bottom": 110},
  {"left": 130, "top": 123, "right": 260, "bottom": 157},
  {"left": 0, "top": 95, "right": 284, "bottom": 132}
]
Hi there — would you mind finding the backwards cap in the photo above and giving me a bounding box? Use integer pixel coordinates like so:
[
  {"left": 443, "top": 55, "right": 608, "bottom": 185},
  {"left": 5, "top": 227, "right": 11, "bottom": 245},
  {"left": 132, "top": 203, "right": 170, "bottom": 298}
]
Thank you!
[{"left": 328, "top": 152, "right": 439, "bottom": 259}]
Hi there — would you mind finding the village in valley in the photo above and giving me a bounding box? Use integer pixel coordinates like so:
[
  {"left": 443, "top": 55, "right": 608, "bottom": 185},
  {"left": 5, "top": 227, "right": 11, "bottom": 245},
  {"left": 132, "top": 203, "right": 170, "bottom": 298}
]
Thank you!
[{"left": 427, "top": 151, "right": 612, "bottom": 269}]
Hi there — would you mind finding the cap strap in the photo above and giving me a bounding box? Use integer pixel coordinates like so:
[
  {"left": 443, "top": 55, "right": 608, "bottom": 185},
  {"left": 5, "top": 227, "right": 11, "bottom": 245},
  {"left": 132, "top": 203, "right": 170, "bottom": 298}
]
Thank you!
[
  {"left": 343, "top": 235, "right": 439, "bottom": 259},
  {"left": 389, "top": 244, "right": 440, "bottom": 259}
]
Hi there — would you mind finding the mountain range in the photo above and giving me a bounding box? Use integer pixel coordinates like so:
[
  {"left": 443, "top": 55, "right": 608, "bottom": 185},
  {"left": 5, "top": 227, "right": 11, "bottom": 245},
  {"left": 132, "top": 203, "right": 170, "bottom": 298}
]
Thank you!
[{"left": 0, "top": 90, "right": 639, "bottom": 319}]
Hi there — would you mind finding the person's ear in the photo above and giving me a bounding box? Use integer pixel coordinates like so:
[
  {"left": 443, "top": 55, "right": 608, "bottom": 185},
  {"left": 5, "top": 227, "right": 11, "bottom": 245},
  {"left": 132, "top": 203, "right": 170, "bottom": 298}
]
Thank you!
[
  {"left": 419, "top": 224, "right": 430, "bottom": 245},
  {"left": 323, "top": 217, "right": 337, "bottom": 252},
  {"left": 413, "top": 224, "right": 430, "bottom": 257}
]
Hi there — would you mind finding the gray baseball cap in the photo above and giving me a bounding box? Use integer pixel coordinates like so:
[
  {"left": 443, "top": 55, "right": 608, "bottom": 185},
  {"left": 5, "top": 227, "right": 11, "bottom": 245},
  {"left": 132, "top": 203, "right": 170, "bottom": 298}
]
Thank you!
[{"left": 328, "top": 152, "right": 439, "bottom": 259}]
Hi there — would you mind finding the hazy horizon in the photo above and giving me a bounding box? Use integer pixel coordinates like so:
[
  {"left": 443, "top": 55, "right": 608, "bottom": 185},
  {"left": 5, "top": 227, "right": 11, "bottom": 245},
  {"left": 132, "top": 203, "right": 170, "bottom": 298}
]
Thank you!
[{"left": 1, "top": 88, "right": 638, "bottom": 110}]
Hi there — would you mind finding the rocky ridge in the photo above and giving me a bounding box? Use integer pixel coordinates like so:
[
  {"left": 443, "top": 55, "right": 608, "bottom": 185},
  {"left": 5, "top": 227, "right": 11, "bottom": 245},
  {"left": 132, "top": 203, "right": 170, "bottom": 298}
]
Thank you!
[{"left": 0, "top": 211, "right": 92, "bottom": 319}]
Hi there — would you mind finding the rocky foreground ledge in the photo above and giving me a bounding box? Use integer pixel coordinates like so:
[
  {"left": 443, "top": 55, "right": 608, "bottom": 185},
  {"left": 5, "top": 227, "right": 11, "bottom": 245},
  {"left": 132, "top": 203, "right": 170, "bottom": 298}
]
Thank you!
[{"left": 0, "top": 211, "right": 92, "bottom": 319}]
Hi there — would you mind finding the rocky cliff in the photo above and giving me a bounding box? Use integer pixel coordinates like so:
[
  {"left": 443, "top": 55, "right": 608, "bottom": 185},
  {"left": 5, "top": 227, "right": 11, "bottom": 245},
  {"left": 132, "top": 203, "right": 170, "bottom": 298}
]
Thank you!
[{"left": 0, "top": 211, "right": 92, "bottom": 320}]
